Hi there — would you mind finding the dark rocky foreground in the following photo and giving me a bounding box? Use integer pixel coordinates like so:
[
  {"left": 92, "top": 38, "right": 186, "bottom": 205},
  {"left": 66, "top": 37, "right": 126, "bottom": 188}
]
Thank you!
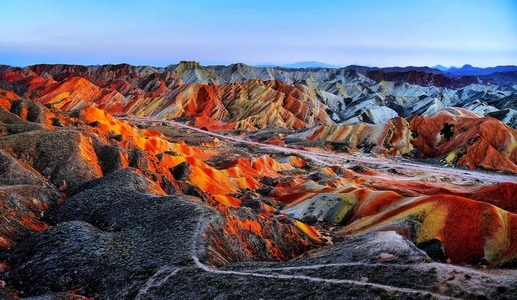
[{"left": 0, "top": 168, "right": 516, "bottom": 299}]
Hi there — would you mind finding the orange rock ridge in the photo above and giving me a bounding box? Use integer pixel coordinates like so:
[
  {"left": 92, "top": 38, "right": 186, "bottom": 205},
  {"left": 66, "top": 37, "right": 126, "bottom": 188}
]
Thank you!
[{"left": 0, "top": 93, "right": 323, "bottom": 265}]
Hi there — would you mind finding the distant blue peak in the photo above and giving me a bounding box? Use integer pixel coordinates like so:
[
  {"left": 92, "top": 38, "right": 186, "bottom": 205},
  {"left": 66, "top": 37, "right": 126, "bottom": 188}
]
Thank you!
[{"left": 281, "top": 61, "right": 341, "bottom": 69}]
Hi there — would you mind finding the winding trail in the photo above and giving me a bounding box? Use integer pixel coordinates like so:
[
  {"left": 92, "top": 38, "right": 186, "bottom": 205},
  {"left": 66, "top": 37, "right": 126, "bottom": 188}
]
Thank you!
[
  {"left": 135, "top": 266, "right": 180, "bottom": 300},
  {"left": 123, "top": 116, "right": 516, "bottom": 184},
  {"left": 188, "top": 220, "right": 453, "bottom": 299}
]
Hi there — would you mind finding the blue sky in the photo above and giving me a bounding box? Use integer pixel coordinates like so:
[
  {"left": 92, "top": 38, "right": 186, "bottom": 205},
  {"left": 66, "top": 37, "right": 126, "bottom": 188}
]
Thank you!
[{"left": 0, "top": 0, "right": 516, "bottom": 67}]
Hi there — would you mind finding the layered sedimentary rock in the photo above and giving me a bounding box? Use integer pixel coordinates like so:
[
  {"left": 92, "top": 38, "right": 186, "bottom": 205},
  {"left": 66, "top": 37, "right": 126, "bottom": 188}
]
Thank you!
[
  {"left": 0, "top": 94, "right": 316, "bottom": 257},
  {"left": 291, "top": 117, "right": 414, "bottom": 156},
  {"left": 410, "top": 108, "right": 517, "bottom": 173},
  {"left": 0, "top": 63, "right": 516, "bottom": 299},
  {"left": 2, "top": 62, "right": 516, "bottom": 129},
  {"left": 2, "top": 63, "right": 517, "bottom": 172}
]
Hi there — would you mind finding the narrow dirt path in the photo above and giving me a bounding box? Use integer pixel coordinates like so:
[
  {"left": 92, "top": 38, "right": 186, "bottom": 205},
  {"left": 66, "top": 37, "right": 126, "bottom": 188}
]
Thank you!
[{"left": 187, "top": 218, "right": 453, "bottom": 299}]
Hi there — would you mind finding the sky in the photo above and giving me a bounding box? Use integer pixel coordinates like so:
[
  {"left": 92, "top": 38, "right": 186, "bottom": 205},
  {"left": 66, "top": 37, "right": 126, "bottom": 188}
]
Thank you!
[{"left": 0, "top": 0, "right": 516, "bottom": 68}]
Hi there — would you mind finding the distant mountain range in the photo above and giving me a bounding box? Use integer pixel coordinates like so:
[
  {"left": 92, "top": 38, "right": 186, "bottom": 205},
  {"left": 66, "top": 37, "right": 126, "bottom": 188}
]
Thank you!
[
  {"left": 443, "top": 64, "right": 517, "bottom": 76},
  {"left": 255, "top": 61, "right": 341, "bottom": 69},
  {"left": 281, "top": 61, "right": 342, "bottom": 69},
  {"left": 264, "top": 61, "right": 517, "bottom": 76}
]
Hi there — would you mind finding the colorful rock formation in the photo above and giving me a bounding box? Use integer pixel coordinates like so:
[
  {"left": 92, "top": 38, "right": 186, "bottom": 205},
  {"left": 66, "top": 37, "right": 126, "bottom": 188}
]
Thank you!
[
  {"left": 0, "top": 63, "right": 516, "bottom": 299},
  {"left": 410, "top": 108, "right": 517, "bottom": 173}
]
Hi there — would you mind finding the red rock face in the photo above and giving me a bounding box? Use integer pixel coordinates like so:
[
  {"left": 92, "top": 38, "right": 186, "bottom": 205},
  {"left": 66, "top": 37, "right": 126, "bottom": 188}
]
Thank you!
[
  {"left": 338, "top": 192, "right": 517, "bottom": 265},
  {"left": 276, "top": 162, "right": 517, "bottom": 266},
  {"left": 410, "top": 109, "right": 517, "bottom": 173},
  {"left": 0, "top": 89, "right": 18, "bottom": 110}
]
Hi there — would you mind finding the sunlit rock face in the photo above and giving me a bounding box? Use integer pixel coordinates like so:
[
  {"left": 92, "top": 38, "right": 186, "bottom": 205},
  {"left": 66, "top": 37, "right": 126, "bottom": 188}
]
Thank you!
[
  {"left": 410, "top": 108, "right": 517, "bottom": 173},
  {"left": 2, "top": 63, "right": 516, "bottom": 131},
  {"left": 292, "top": 116, "right": 414, "bottom": 156},
  {"left": 149, "top": 79, "right": 334, "bottom": 130},
  {"left": 343, "top": 193, "right": 517, "bottom": 266},
  {"left": 0, "top": 96, "right": 319, "bottom": 293},
  {"left": 277, "top": 172, "right": 517, "bottom": 266},
  {"left": 0, "top": 63, "right": 516, "bottom": 299}
]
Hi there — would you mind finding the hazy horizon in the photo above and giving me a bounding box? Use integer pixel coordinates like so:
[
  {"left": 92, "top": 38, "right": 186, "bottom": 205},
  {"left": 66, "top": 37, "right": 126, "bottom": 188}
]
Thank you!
[
  {"left": 4, "top": 60, "right": 516, "bottom": 70},
  {"left": 1, "top": 0, "right": 516, "bottom": 68}
]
